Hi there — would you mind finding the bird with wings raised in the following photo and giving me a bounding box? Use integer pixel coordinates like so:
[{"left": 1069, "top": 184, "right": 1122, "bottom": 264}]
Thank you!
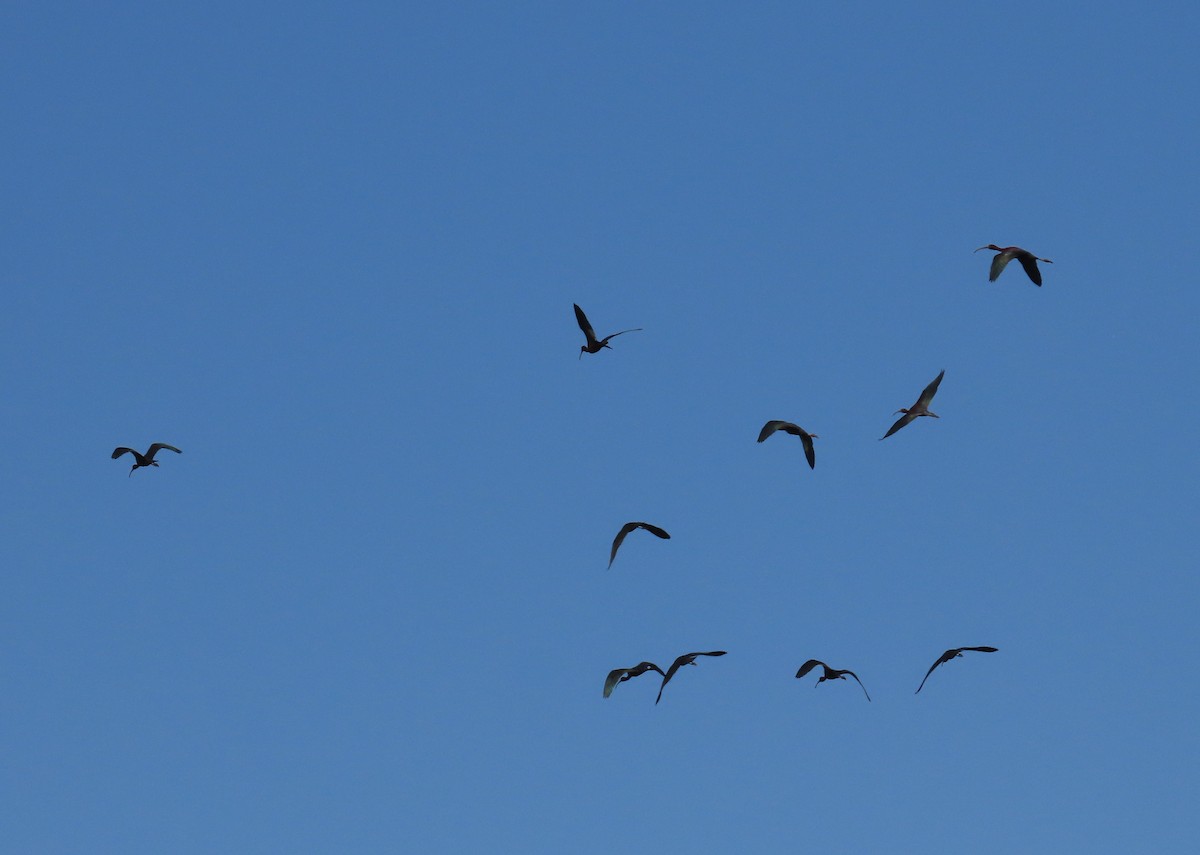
[
  {"left": 574, "top": 303, "right": 642, "bottom": 358},
  {"left": 655, "top": 651, "right": 727, "bottom": 704},
  {"left": 915, "top": 646, "right": 998, "bottom": 694},
  {"left": 111, "top": 443, "right": 182, "bottom": 477},
  {"left": 795, "top": 659, "right": 871, "bottom": 702},
  {"left": 881, "top": 370, "right": 945, "bottom": 440}
]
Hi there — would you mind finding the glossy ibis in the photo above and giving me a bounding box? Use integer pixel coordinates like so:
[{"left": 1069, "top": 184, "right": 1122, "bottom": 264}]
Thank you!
[
  {"left": 656, "top": 650, "right": 727, "bottom": 704},
  {"left": 574, "top": 303, "right": 642, "bottom": 358},
  {"left": 795, "top": 659, "right": 871, "bottom": 702},
  {"left": 916, "top": 646, "right": 998, "bottom": 694},
  {"left": 881, "top": 370, "right": 944, "bottom": 440},
  {"left": 608, "top": 521, "right": 671, "bottom": 569},
  {"left": 604, "top": 661, "right": 665, "bottom": 698},
  {"left": 757, "top": 420, "right": 818, "bottom": 469},
  {"left": 111, "top": 443, "right": 182, "bottom": 477},
  {"left": 974, "top": 245, "right": 1052, "bottom": 286}
]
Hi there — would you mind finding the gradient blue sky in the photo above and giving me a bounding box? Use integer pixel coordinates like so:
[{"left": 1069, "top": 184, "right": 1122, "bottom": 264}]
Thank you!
[{"left": 3, "top": 3, "right": 1197, "bottom": 852}]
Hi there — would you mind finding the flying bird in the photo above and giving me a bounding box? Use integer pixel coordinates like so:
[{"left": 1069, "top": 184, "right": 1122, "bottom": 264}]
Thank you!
[
  {"left": 915, "top": 646, "right": 999, "bottom": 694},
  {"left": 111, "top": 443, "right": 182, "bottom": 477},
  {"left": 608, "top": 521, "right": 671, "bottom": 569},
  {"left": 656, "top": 651, "right": 727, "bottom": 704},
  {"left": 757, "top": 420, "right": 818, "bottom": 469},
  {"left": 574, "top": 303, "right": 642, "bottom": 358},
  {"left": 881, "top": 369, "right": 945, "bottom": 440},
  {"left": 604, "top": 661, "right": 666, "bottom": 698},
  {"left": 974, "top": 245, "right": 1053, "bottom": 286},
  {"left": 795, "top": 659, "right": 871, "bottom": 702}
]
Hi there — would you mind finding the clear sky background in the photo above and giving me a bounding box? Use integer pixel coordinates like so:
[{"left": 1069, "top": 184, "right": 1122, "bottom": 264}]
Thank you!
[{"left": 3, "top": 2, "right": 1197, "bottom": 852}]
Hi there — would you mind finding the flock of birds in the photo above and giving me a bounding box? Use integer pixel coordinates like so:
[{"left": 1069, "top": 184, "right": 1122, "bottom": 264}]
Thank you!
[
  {"left": 114, "top": 246, "right": 1041, "bottom": 704},
  {"left": 579, "top": 246, "right": 1046, "bottom": 704}
]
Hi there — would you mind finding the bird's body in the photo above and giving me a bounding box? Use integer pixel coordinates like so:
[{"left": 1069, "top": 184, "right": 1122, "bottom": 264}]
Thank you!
[
  {"left": 974, "top": 245, "right": 1052, "bottom": 286},
  {"left": 915, "top": 646, "right": 998, "bottom": 694},
  {"left": 604, "top": 661, "right": 665, "bottom": 698},
  {"left": 795, "top": 658, "right": 871, "bottom": 701},
  {"left": 111, "top": 443, "right": 182, "bottom": 477},
  {"left": 608, "top": 521, "right": 671, "bottom": 569},
  {"left": 881, "top": 369, "right": 945, "bottom": 440},
  {"left": 757, "top": 420, "right": 818, "bottom": 469},
  {"left": 656, "top": 650, "right": 727, "bottom": 704},
  {"left": 574, "top": 303, "right": 642, "bottom": 358}
]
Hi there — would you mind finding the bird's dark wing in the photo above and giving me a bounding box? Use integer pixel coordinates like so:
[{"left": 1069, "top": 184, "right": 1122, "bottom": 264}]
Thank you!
[
  {"left": 634, "top": 522, "right": 670, "bottom": 540},
  {"left": 574, "top": 303, "right": 598, "bottom": 345},
  {"left": 147, "top": 443, "right": 182, "bottom": 459},
  {"left": 843, "top": 669, "right": 871, "bottom": 702},
  {"left": 597, "top": 328, "right": 642, "bottom": 345},
  {"left": 608, "top": 522, "right": 637, "bottom": 568},
  {"left": 604, "top": 668, "right": 630, "bottom": 698},
  {"left": 757, "top": 420, "right": 795, "bottom": 442},
  {"left": 915, "top": 650, "right": 956, "bottom": 694},
  {"left": 656, "top": 660, "right": 684, "bottom": 704},
  {"left": 988, "top": 252, "right": 1012, "bottom": 282},
  {"left": 111, "top": 447, "right": 136, "bottom": 460},
  {"left": 1016, "top": 253, "right": 1043, "bottom": 286},
  {"left": 800, "top": 432, "right": 816, "bottom": 470},
  {"left": 881, "top": 411, "right": 916, "bottom": 440},
  {"left": 795, "top": 659, "right": 823, "bottom": 679},
  {"left": 916, "top": 370, "right": 945, "bottom": 408}
]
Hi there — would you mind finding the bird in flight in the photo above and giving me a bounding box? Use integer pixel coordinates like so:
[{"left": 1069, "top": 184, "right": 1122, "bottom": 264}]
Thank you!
[
  {"left": 915, "top": 646, "right": 998, "bottom": 694},
  {"left": 111, "top": 443, "right": 182, "bottom": 477},
  {"left": 757, "top": 420, "right": 819, "bottom": 469},
  {"left": 656, "top": 651, "right": 727, "bottom": 704},
  {"left": 604, "top": 661, "right": 666, "bottom": 698},
  {"left": 609, "top": 521, "right": 671, "bottom": 569},
  {"left": 974, "top": 245, "right": 1053, "bottom": 286},
  {"left": 574, "top": 303, "right": 642, "bottom": 358},
  {"left": 795, "top": 659, "right": 871, "bottom": 702},
  {"left": 881, "top": 370, "right": 945, "bottom": 440}
]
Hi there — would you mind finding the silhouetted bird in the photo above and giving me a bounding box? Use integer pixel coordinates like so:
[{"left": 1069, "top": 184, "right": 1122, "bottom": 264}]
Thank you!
[
  {"left": 604, "top": 661, "right": 666, "bottom": 698},
  {"left": 757, "top": 420, "right": 818, "bottom": 469},
  {"left": 111, "top": 443, "right": 182, "bottom": 477},
  {"left": 656, "top": 651, "right": 727, "bottom": 704},
  {"left": 795, "top": 659, "right": 871, "bottom": 702},
  {"left": 974, "top": 244, "right": 1052, "bottom": 286},
  {"left": 609, "top": 521, "right": 671, "bottom": 569},
  {"left": 574, "top": 303, "right": 642, "bottom": 358},
  {"left": 915, "top": 646, "right": 998, "bottom": 694},
  {"left": 881, "top": 370, "right": 945, "bottom": 440}
]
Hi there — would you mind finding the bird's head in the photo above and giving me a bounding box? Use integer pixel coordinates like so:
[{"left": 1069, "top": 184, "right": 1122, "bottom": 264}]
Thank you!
[
  {"left": 894, "top": 408, "right": 910, "bottom": 416},
  {"left": 974, "top": 244, "right": 1002, "bottom": 253}
]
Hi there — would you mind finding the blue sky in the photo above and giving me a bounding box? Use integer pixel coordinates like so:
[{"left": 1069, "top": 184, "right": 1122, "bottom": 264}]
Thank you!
[{"left": 3, "top": 2, "right": 1197, "bottom": 852}]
